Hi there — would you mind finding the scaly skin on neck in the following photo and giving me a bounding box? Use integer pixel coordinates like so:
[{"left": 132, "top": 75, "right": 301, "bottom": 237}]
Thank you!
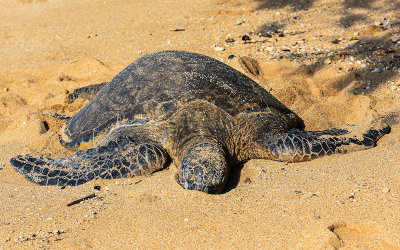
[{"left": 164, "top": 100, "right": 293, "bottom": 164}]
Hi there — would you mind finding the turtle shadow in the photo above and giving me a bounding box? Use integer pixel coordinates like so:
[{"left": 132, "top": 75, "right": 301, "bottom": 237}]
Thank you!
[
  {"left": 339, "top": 13, "right": 367, "bottom": 28},
  {"left": 253, "top": 0, "right": 315, "bottom": 11},
  {"left": 256, "top": 18, "right": 291, "bottom": 37},
  {"left": 222, "top": 163, "right": 246, "bottom": 193},
  {"left": 343, "top": 0, "right": 377, "bottom": 9}
]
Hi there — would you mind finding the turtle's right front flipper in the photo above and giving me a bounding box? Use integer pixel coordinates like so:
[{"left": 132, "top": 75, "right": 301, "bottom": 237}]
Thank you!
[{"left": 10, "top": 136, "right": 168, "bottom": 186}]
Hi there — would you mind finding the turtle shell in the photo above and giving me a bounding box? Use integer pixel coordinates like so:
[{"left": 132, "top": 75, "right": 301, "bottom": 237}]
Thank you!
[{"left": 61, "top": 50, "right": 304, "bottom": 148}]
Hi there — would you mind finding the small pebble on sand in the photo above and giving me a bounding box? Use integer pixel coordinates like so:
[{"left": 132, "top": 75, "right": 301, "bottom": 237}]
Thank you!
[
  {"left": 236, "top": 19, "right": 244, "bottom": 25},
  {"left": 214, "top": 46, "right": 225, "bottom": 51}
]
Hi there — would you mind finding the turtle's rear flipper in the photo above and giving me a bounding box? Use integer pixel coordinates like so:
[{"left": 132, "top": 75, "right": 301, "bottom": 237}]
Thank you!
[
  {"left": 10, "top": 136, "right": 168, "bottom": 186},
  {"left": 265, "top": 125, "right": 390, "bottom": 162},
  {"left": 67, "top": 82, "right": 108, "bottom": 103},
  {"left": 41, "top": 112, "right": 71, "bottom": 120}
]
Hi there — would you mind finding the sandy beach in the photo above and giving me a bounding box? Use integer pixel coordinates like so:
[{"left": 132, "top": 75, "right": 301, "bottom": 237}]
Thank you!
[{"left": 0, "top": 0, "right": 399, "bottom": 248}]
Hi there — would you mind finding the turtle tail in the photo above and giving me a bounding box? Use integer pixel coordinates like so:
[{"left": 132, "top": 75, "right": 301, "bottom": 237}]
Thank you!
[{"left": 10, "top": 136, "right": 168, "bottom": 186}]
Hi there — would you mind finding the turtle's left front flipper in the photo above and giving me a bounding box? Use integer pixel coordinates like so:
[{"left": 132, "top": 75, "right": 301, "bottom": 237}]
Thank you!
[
  {"left": 67, "top": 82, "right": 108, "bottom": 103},
  {"left": 260, "top": 125, "right": 390, "bottom": 162},
  {"left": 10, "top": 136, "right": 168, "bottom": 186}
]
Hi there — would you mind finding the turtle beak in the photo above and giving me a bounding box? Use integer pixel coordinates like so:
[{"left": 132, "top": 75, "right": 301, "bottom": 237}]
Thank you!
[{"left": 180, "top": 166, "right": 226, "bottom": 194}]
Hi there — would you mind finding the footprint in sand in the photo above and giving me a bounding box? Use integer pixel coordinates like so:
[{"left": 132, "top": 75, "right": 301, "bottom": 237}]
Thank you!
[
  {"left": 327, "top": 221, "right": 397, "bottom": 249},
  {"left": 299, "top": 221, "right": 398, "bottom": 249},
  {"left": 0, "top": 93, "right": 27, "bottom": 131}
]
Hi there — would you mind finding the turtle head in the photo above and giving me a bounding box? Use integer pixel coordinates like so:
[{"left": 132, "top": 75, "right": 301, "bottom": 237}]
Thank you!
[{"left": 178, "top": 141, "right": 228, "bottom": 194}]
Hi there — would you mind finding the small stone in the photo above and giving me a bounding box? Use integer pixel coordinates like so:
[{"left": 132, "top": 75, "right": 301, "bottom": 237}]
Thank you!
[
  {"left": 259, "top": 33, "right": 272, "bottom": 38},
  {"left": 311, "top": 193, "right": 317, "bottom": 197},
  {"left": 324, "top": 59, "right": 332, "bottom": 64},
  {"left": 244, "top": 178, "right": 251, "bottom": 184},
  {"left": 242, "top": 35, "right": 251, "bottom": 42},
  {"left": 214, "top": 46, "right": 225, "bottom": 51},
  {"left": 184, "top": 218, "right": 189, "bottom": 222},
  {"left": 225, "top": 37, "right": 235, "bottom": 43},
  {"left": 383, "top": 21, "right": 391, "bottom": 28},
  {"left": 349, "top": 194, "right": 355, "bottom": 199},
  {"left": 137, "top": 51, "right": 142, "bottom": 54},
  {"left": 228, "top": 55, "right": 235, "bottom": 60},
  {"left": 382, "top": 187, "right": 391, "bottom": 193},
  {"left": 372, "top": 68, "right": 381, "bottom": 73},
  {"left": 391, "top": 85, "right": 397, "bottom": 90},
  {"left": 313, "top": 214, "right": 321, "bottom": 219},
  {"left": 236, "top": 19, "right": 244, "bottom": 25},
  {"left": 94, "top": 185, "right": 101, "bottom": 191},
  {"left": 331, "top": 39, "right": 340, "bottom": 44}
]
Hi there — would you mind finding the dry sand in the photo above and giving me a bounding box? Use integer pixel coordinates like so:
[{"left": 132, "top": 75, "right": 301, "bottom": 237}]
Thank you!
[{"left": 1, "top": 0, "right": 400, "bottom": 248}]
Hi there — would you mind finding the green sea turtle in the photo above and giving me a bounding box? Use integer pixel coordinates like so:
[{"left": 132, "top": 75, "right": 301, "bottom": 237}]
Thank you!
[{"left": 10, "top": 50, "right": 390, "bottom": 194}]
